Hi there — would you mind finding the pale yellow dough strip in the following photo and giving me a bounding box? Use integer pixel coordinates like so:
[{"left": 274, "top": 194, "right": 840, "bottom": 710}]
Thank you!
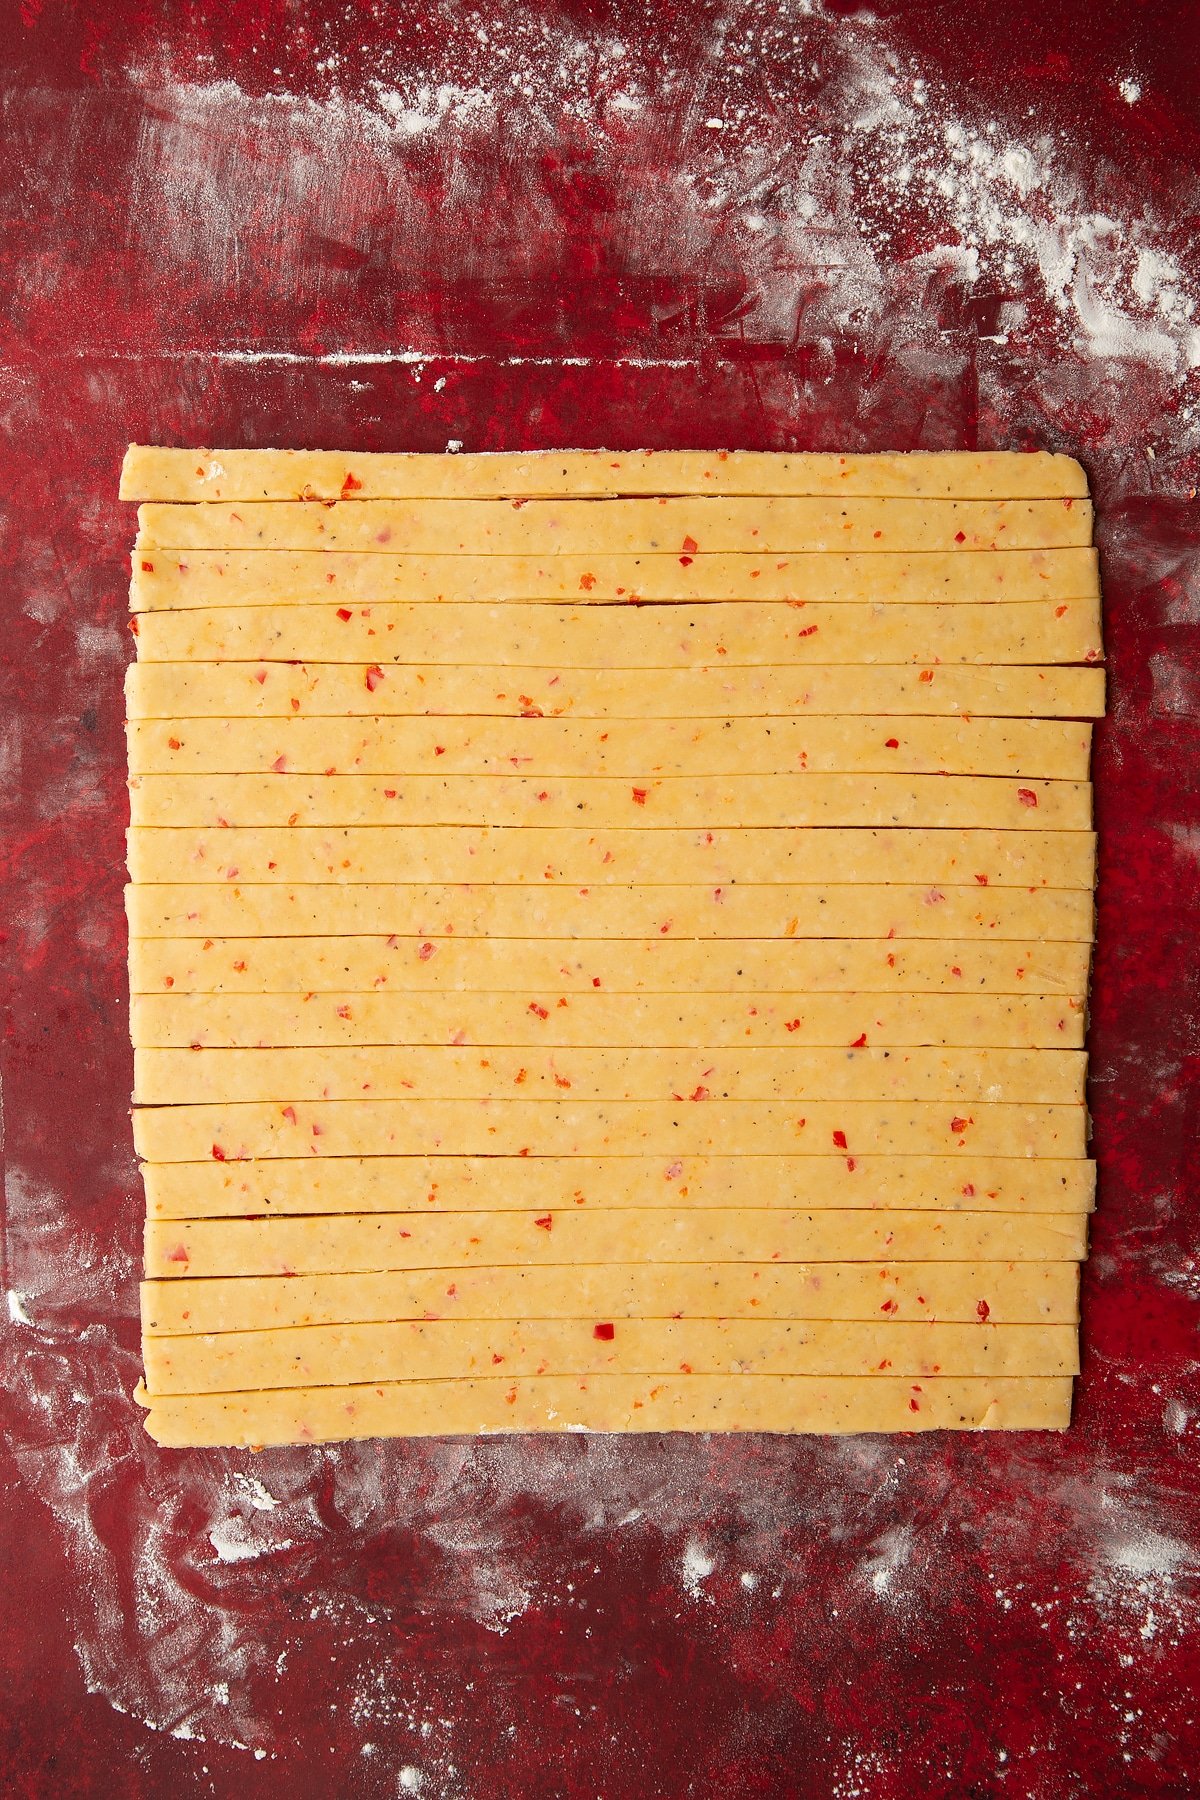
[
  {"left": 144, "top": 1208, "right": 1087, "bottom": 1279},
  {"left": 125, "top": 881, "right": 1094, "bottom": 942},
  {"left": 121, "top": 445, "right": 1089, "bottom": 502},
  {"left": 125, "top": 661, "right": 1108, "bottom": 720},
  {"left": 143, "top": 1153, "right": 1096, "bottom": 1220},
  {"left": 127, "top": 714, "right": 1092, "bottom": 780},
  {"left": 130, "top": 990, "right": 1087, "bottom": 1051},
  {"left": 137, "top": 495, "right": 1093, "bottom": 557},
  {"left": 132, "top": 1044, "right": 1085, "bottom": 1106},
  {"left": 132, "top": 1097, "right": 1086, "bottom": 1161},
  {"left": 137, "top": 1374, "right": 1074, "bottom": 1446},
  {"left": 129, "top": 547, "right": 1100, "bottom": 611},
  {"left": 129, "top": 935, "right": 1092, "bottom": 996},
  {"left": 133, "top": 597, "right": 1103, "bottom": 666},
  {"left": 127, "top": 773, "right": 1093, "bottom": 831},
  {"left": 126, "top": 825, "right": 1098, "bottom": 890},
  {"left": 142, "top": 1259, "right": 1079, "bottom": 1334},
  {"left": 143, "top": 1317, "right": 1080, "bottom": 1396}
]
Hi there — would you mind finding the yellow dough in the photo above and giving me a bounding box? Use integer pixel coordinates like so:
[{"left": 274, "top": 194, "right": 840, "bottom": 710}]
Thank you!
[
  {"left": 143, "top": 1317, "right": 1080, "bottom": 1395},
  {"left": 132, "top": 1096, "right": 1087, "bottom": 1161},
  {"left": 133, "top": 597, "right": 1104, "bottom": 667},
  {"left": 126, "top": 772, "right": 1093, "bottom": 831},
  {"left": 132, "top": 1044, "right": 1086, "bottom": 1107},
  {"left": 129, "top": 546, "right": 1100, "bottom": 610},
  {"left": 141, "top": 1259, "right": 1080, "bottom": 1334},
  {"left": 128, "top": 935, "right": 1093, "bottom": 996},
  {"left": 143, "top": 1208, "right": 1087, "bottom": 1279},
  {"left": 130, "top": 990, "right": 1087, "bottom": 1051},
  {"left": 142, "top": 1153, "right": 1096, "bottom": 1220},
  {"left": 137, "top": 1375, "right": 1074, "bottom": 1446},
  {"left": 125, "top": 880, "right": 1095, "bottom": 945},
  {"left": 127, "top": 714, "right": 1092, "bottom": 779},
  {"left": 121, "top": 445, "right": 1090, "bottom": 502},
  {"left": 125, "top": 660, "right": 1107, "bottom": 720},
  {"left": 125, "top": 825, "right": 1098, "bottom": 890}
]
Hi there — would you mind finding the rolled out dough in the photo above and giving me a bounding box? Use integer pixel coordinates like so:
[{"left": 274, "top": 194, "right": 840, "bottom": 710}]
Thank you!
[
  {"left": 129, "top": 990, "right": 1087, "bottom": 1051},
  {"left": 143, "top": 1317, "right": 1080, "bottom": 1396},
  {"left": 121, "top": 446, "right": 1089, "bottom": 502},
  {"left": 125, "top": 660, "right": 1108, "bottom": 720},
  {"left": 131, "top": 1096, "right": 1088, "bottom": 1162},
  {"left": 133, "top": 597, "right": 1104, "bottom": 667},
  {"left": 142, "top": 1152, "right": 1096, "bottom": 1220},
  {"left": 137, "top": 1374, "right": 1075, "bottom": 1446}
]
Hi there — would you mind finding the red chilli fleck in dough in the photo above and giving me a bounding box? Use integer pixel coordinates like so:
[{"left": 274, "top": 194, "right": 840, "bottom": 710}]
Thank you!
[
  {"left": 681, "top": 534, "right": 698, "bottom": 554},
  {"left": 534, "top": 1214, "right": 553, "bottom": 1231},
  {"left": 951, "top": 1116, "right": 971, "bottom": 1134},
  {"left": 1018, "top": 788, "right": 1039, "bottom": 808},
  {"left": 832, "top": 1130, "right": 848, "bottom": 1149},
  {"left": 593, "top": 1322, "right": 615, "bottom": 1341},
  {"left": 977, "top": 1299, "right": 991, "bottom": 1321},
  {"left": 850, "top": 1033, "right": 868, "bottom": 1048},
  {"left": 336, "top": 607, "right": 353, "bottom": 621},
  {"left": 365, "top": 665, "right": 384, "bottom": 692},
  {"left": 579, "top": 572, "right": 597, "bottom": 591},
  {"left": 632, "top": 787, "right": 648, "bottom": 805}
]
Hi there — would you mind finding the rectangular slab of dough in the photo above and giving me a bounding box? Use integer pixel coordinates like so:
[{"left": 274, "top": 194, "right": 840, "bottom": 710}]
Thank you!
[
  {"left": 126, "top": 772, "right": 1094, "bottom": 831},
  {"left": 129, "top": 546, "right": 1101, "bottom": 611},
  {"left": 136, "top": 1374, "right": 1075, "bottom": 1447},
  {"left": 132, "top": 1097, "right": 1087, "bottom": 1161},
  {"left": 121, "top": 446, "right": 1090, "bottom": 502},
  {"left": 142, "top": 1153, "right": 1096, "bottom": 1220},
  {"left": 144, "top": 1208, "right": 1088, "bottom": 1279},
  {"left": 125, "top": 825, "right": 1098, "bottom": 890},
  {"left": 143, "top": 1317, "right": 1081, "bottom": 1396},
  {"left": 142, "top": 1259, "right": 1080, "bottom": 1334},
  {"left": 129, "top": 991, "right": 1088, "bottom": 1051},
  {"left": 126, "top": 715, "right": 1092, "bottom": 780},
  {"left": 128, "top": 935, "right": 1093, "bottom": 996},
  {"left": 125, "top": 661, "right": 1108, "bottom": 720},
  {"left": 136, "top": 495, "right": 1094, "bottom": 557},
  {"left": 132, "top": 597, "right": 1104, "bottom": 666},
  {"left": 125, "top": 881, "right": 1095, "bottom": 945},
  {"left": 132, "top": 1044, "right": 1086, "bottom": 1107}
]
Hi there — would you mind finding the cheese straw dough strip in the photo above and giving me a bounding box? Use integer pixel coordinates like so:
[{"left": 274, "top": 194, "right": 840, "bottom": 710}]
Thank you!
[
  {"left": 142, "top": 1153, "right": 1096, "bottom": 1220},
  {"left": 125, "top": 881, "right": 1094, "bottom": 943},
  {"left": 127, "top": 715, "right": 1092, "bottom": 779},
  {"left": 127, "top": 773, "right": 1093, "bottom": 831},
  {"left": 125, "top": 661, "right": 1108, "bottom": 720},
  {"left": 130, "top": 990, "right": 1087, "bottom": 1051},
  {"left": 129, "top": 546, "right": 1100, "bottom": 611},
  {"left": 143, "top": 1317, "right": 1080, "bottom": 1396},
  {"left": 121, "top": 446, "right": 1090, "bottom": 502},
  {"left": 133, "top": 597, "right": 1104, "bottom": 666},
  {"left": 137, "top": 1374, "right": 1074, "bottom": 1446},
  {"left": 126, "top": 825, "right": 1098, "bottom": 890},
  {"left": 144, "top": 1208, "right": 1087, "bottom": 1279},
  {"left": 137, "top": 495, "right": 1093, "bottom": 557},
  {"left": 129, "top": 935, "right": 1092, "bottom": 996},
  {"left": 133, "top": 1044, "right": 1086, "bottom": 1107},
  {"left": 132, "top": 1097, "right": 1087, "bottom": 1161},
  {"left": 142, "top": 1259, "right": 1079, "bottom": 1334}
]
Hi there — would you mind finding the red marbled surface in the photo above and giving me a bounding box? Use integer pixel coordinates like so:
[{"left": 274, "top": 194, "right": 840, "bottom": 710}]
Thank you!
[{"left": 2, "top": 4, "right": 1199, "bottom": 1795}]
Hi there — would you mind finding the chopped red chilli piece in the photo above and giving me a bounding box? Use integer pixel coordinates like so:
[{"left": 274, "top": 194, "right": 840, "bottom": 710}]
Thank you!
[
  {"left": 365, "top": 665, "right": 384, "bottom": 691},
  {"left": 850, "top": 1033, "right": 868, "bottom": 1048},
  {"left": 632, "top": 787, "right": 648, "bottom": 805},
  {"left": 336, "top": 607, "right": 353, "bottom": 621},
  {"left": 954, "top": 531, "right": 966, "bottom": 543},
  {"left": 211, "top": 1145, "right": 226, "bottom": 1161},
  {"left": 528, "top": 1001, "right": 549, "bottom": 1019},
  {"left": 593, "top": 1322, "right": 615, "bottom": 1341},
  {"left": 534, "top": 1214, "right": 553, "bottom": 1230},
  {"left": 884, "top": 737, "right": 899, "bottom": 749},
  {"left": 977, "top": 1299, "right": 991, "bottom": 1321},
  {"left": 681, "top": 534, "right": 698, "bottom": 553},
  {"left": 1018, "top": 788, "right": 1038, "bottom": 807},
  {"left": 832, "top": 1129, "right": 848, "bottom": 1149},
  {"left": 341, "top": 472, "right": 363, "bottom": 497},
  {"left": 417, "top": 942, "right": 436, "bottom": 960},
  {"left": 951, "top": 1116, "right": 970, "bottom": 1134}
]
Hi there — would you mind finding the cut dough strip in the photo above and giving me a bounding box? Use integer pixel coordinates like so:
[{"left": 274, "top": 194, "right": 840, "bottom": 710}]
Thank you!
[
  {"left": 121, "top": 446, "right": 1090, "bottom": 502},
  {"left": 125, "top": 661, "right": 1108, "bottom": 720},
  {"left": 133, "top": 597, "right": 1104, "bottom": 666},
  {"left": 143, "top": 1317, "right": 1080, "bottom": 1396},
  {"left": 142, "top": 1259, "right": 1080, "bottom": 1334},
  {"left": 129, "top": 546, "right": 1100, "bottom": 611},
  {"left": 132, "top": 1043, "right": 1086, "bottom": 1106},
  {"left": 130, "top": 990, "right": 1087, "bottom": 1051},
  {"left": 142, "top": 1153, "right": 1096, "bottom": 1220},
  {"left": 144, "top": 1208, "right": 1088, "bottom": 1279},
  {"left": 128, "top": 934, "right": 1093, "bottom": 996},
  {"left": 127, "top": 772, "right": 1093, "bottom": 831},
  {"left": 127, "top": 714, "right": 1092, "bottom": 779},
  {"left": 132, "top": 1097, "right": 1087, "bottom": 1161},
  {"left": 126, "top": 825, "right": 1098, "bottom": 890},
  {"left": 125, "top": 881, "right": 1095, "bottom": 942},
  {"left": 136, "top": 495, "right": 1094, "bottom": 556},
  {"left": 137, "top": 1374, "right": 1074, "bottom": 1446}
]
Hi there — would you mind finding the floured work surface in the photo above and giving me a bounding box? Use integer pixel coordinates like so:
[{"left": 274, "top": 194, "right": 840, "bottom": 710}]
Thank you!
[{"left": 123, "top": 447, "right": 1103, "bottom": 1447}]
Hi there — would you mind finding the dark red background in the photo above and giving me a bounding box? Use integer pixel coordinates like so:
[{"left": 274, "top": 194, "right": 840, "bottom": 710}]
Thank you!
[{"left": 2, "top": 3, "right": 1199, "bottom": 1795}]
